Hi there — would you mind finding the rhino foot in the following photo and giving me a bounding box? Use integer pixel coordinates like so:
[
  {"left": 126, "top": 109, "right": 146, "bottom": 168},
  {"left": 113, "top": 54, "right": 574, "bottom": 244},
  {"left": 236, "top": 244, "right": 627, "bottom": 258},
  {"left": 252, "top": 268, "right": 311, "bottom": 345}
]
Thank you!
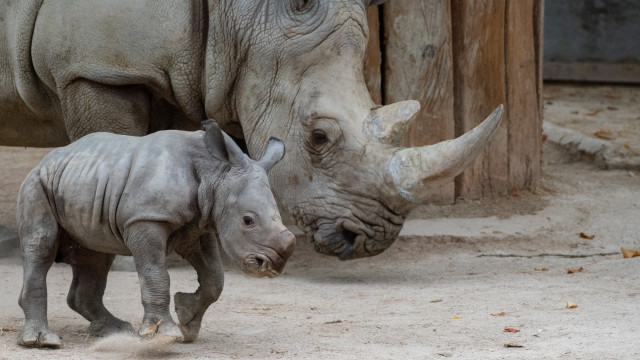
[
  {"left": 18, "top": 325, "right": 62, "bottom": 348},
  {"left": 178, "top": 320, "right": 201, "bottom": 343},
  {"left": 174, "top": 291, "right": 204, "bottom": 342},
  {"left": 88, "top": 317, "right": 135, "bottom": 337},
  {"left": 139, "top": 318, "right": 183, "bottom": 342}
]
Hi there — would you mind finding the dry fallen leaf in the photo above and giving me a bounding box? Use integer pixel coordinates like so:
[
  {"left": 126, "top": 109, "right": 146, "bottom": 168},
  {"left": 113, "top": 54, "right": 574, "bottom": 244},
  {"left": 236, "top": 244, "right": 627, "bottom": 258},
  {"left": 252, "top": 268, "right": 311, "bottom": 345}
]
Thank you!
[
  {"left": 543, "top": 94, "right": 555, "bottom": 100},
  {"left": 1, "top": 326, "right": 17, "bottom": 332},
  {"left": 449, "top": 316, "right": 460, "bottom": 319},
  {"left": 141, "top": 319, "right": 162, "bottom": 336},
  {"left": 567, "top": 267, "right": 584, "bottom": 274},
  {"left": 512, "top": 188, "right": 519, "bottom": 197},
  {"left": 504, "top": 327, "right": 520, "bottom": 333},
  {"left": 504, "top": 343, "right": 524, "bottom": 348},
  {"left": 566, "top": 302, "right": 578, "bottom": 309},
  {"left": 534, "top": 267, "right": 549, "bottom": 271},
  {"left": 584, "top": 110, "right": 602, "bottom": 116},
  {"left": 570, "top": 110, "right": 579, "bottom": 115},
  {"left": 621, "top": 247, "right": 640, "bottom": 258},
  {"left": 541, "top": 133, "right": 548, "bottom": 142},
  {"left": 491, "top": 312, "right": 506, "bottom": 316},
  {"left": 624, "top": 144, "right": 630, "bottom": 149},
  {"left": 579, "top": 232, "right": 595, "bottom": 239},
  {"left": 607, "top": 106, "right": 618, "bottom": 111},
  {"left": 594, "top": 128, "right": 615, "bottom": 140}
]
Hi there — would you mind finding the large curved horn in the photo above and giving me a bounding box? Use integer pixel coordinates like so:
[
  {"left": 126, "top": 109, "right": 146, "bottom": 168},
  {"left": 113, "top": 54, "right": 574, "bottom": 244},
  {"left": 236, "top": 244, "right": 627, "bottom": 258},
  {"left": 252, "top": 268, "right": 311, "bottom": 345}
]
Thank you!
[
  {"left": 363, "top": 100, "right": 420, "bottom": 147},
  {"left": 389, "top": 105, "right": 504, "bottom": 203}
]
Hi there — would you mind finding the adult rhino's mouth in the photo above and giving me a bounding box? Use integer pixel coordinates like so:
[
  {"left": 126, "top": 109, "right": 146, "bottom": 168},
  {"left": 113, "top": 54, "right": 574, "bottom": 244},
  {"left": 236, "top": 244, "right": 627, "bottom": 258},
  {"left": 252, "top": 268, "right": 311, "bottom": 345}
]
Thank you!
[{"left": 311, "top": 220, "right": 389, "bottom": 260}]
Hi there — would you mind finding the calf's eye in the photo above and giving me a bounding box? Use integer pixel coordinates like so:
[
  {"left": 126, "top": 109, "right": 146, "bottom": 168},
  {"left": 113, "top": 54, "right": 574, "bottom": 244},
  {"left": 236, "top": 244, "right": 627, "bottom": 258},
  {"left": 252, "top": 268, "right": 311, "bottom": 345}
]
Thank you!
[{"left": 243, "top": 216, "right": 255, "bottom": 227}]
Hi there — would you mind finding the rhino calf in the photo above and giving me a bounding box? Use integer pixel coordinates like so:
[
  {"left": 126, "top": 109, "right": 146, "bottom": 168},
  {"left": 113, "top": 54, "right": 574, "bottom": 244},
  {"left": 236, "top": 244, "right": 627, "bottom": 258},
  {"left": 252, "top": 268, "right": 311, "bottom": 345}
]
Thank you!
[{"left": 16, "top": 121, "right": 296, "bottom": 348}]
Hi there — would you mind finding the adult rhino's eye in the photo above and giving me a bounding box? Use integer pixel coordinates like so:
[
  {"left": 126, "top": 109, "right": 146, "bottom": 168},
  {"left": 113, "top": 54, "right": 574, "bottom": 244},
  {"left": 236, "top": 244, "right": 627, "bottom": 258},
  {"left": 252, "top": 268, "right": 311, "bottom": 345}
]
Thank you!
[
  {"left": 292, "top": 0, "right": 313, "bottom": 12},
  {"left": 243, "top": 216, "right": 255, "bottom": 227},
  {"left": 311, "top": 130, "right": 328, "bottom": 145}
]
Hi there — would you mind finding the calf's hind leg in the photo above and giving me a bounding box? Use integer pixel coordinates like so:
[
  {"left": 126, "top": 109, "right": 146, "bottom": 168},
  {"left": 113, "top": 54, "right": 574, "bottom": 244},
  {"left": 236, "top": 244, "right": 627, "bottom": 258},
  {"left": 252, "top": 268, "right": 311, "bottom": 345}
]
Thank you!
[
  {"left": 65, "top": 245, "right": 135, "bottom": 336},
  {"left": 17, "top": 173, "right": 61, "bottom": 347}
]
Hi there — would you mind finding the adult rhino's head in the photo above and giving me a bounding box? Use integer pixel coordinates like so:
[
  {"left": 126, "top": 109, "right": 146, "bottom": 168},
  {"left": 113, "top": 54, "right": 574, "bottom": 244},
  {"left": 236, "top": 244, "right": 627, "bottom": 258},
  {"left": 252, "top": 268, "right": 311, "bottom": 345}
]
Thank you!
[{"left": 206, "top": 0, "right": 503, "bottom": 260}]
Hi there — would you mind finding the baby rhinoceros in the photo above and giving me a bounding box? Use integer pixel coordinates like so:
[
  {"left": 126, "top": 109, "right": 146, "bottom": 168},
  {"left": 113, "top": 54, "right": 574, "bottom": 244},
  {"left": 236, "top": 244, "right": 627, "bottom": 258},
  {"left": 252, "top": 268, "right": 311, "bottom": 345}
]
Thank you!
[{"left": 16, "top": 120, "right": 296, "bottom": 348}]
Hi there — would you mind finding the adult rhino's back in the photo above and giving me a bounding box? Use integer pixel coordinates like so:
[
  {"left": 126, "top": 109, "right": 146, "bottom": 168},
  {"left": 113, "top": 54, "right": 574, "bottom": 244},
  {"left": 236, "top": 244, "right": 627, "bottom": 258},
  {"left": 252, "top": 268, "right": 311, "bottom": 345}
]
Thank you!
[
  {"left": 0, "top": 0, "right": 68, "bottom": 146},
  {"left": 0, "top": 0, "right": 207, "bottom": 147}
]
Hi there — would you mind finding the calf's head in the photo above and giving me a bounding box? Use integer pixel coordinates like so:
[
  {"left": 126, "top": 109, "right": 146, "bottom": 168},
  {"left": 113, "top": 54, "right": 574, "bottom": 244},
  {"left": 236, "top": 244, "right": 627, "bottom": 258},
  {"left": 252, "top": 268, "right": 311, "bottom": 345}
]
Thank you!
[
  {"left": 209, "top": 0, "right": 503, "bottom": 260},
  {"left": 203, "top": 120, "right": 295, "bottom": 278}
]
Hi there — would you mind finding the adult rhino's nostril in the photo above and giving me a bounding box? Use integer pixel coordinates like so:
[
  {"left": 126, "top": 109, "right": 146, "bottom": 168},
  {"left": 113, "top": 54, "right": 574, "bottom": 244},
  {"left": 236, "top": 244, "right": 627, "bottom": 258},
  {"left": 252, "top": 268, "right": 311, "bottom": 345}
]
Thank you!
[
  {"left": 337, "top": 229, "right": 357, "bottom": 261},
  {"left": 342, "top": 229, "right": 357, "bottom": 247},
  {"left": 255, "top": 256, "right": 265, "bottom": 269}
]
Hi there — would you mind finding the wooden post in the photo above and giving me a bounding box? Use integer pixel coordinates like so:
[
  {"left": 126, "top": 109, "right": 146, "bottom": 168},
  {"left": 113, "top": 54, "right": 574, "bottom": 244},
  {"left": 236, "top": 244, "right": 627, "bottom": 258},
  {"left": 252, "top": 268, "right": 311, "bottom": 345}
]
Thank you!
[
  {"left": 451, "top": 0, "right": 509, "bottom": 199},
  {"left": 382, "top": 0, "right": 456, "bottom": 204},
  {"left": 364, "top": 0, "right": 543, "bottom": 202}
]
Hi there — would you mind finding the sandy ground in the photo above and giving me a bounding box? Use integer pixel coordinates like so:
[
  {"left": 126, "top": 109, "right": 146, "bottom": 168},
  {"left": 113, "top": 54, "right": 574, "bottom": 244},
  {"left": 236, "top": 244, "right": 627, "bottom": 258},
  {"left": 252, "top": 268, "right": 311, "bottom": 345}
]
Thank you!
[
  {"left": 542, "top": 83, "right": 640, "bottom": 170},
  {"left": 543, "top": 83, "right": 640, "bottom": 162},
  {"left": 0, "top": 84, "right": 639, "bottom": 359}
]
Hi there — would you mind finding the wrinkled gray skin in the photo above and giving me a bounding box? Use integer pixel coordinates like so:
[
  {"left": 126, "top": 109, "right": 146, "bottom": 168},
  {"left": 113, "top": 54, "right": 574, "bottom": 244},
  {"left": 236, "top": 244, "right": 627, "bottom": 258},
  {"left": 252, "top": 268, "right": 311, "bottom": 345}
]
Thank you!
[
  {"left": 16, "top": 122, "right": 296, "bottom": 347},
  {"left": 1, "top": 0, "right": 502, "bottom": 260}
]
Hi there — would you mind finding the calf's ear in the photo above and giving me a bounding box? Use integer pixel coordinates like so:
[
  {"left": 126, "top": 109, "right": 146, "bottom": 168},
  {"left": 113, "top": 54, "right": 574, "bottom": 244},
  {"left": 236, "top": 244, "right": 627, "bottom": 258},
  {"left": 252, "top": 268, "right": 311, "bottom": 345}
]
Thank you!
[
  {"left": 257, "top": 137, "right": 285, "bottom": 172},
  {"left": 202, "top": 119, "right": 249, "bottom": 166},
  {"left": 202, "top": 119, "right": 229, "bottom": 162}
]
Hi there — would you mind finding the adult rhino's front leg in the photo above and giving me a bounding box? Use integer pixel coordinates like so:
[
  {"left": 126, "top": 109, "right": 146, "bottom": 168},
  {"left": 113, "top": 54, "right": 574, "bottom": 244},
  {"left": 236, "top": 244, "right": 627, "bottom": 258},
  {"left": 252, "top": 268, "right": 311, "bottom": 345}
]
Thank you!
[
  {"left": 60, "top": 79, "right": 151, "bottom": 140},
  {"left": 124, "top": 222, "right": 183, "bottom": 341},
  {"left": 174, "top": 234, "right": 224, "bottom": 342}
]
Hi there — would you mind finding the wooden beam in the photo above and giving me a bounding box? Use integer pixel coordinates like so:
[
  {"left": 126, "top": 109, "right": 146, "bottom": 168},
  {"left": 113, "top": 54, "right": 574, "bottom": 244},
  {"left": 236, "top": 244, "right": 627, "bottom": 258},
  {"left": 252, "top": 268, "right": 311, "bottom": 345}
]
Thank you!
[
  {"left": 506, "top": 0, "right": 542, "bottom": 190},
  {"left": 364, "top": 6, "right": 382, "bottom": 105},
  {"left": 451, "top": 0, "right": 509, "bottom": 199},
  {"left": 534, "top": 0, "right": 545, "bottom": 118},
  {"left": 383, "top": 0, "right": 455, "bottom": 204}
]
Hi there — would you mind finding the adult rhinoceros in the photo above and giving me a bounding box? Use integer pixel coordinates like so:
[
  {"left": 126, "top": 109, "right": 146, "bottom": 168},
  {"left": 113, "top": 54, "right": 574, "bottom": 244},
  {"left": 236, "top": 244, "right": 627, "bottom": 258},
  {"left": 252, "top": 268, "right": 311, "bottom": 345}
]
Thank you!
[{"left": 0, "top": 0, "right": 502, "bottom": 260}]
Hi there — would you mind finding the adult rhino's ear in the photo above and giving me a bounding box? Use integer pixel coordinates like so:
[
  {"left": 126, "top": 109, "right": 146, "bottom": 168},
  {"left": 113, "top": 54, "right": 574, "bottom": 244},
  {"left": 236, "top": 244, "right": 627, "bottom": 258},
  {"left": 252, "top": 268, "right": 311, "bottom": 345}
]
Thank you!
[
  {"left": 367, "top": 0, "right": 390, "bottom": 6},
  {"left": 203, "top": 119, "right": 248, "bottom": 166},
  {"left": 257, "top": 137, "right": 285, "bottom": 173},
  {"left": 203, "top": 119, "right": 229, "bottom": 162}
]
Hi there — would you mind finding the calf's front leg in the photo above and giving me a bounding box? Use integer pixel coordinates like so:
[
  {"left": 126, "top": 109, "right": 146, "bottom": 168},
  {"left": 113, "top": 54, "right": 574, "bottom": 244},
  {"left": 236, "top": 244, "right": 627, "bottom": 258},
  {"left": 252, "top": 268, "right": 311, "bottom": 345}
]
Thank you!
[
  {"left": 174, "top": 233, "right": 224, "bottom": 342},
  {"left": 124, "top": 222, "right": 183, "bottom": 341}
]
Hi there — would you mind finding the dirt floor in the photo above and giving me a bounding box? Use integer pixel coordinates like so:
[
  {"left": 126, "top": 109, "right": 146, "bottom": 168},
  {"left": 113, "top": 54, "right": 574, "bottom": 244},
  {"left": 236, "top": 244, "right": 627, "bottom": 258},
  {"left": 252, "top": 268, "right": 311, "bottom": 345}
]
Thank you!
[{"left": 0, "top": 84, "right": 639, "bottom": 359}]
